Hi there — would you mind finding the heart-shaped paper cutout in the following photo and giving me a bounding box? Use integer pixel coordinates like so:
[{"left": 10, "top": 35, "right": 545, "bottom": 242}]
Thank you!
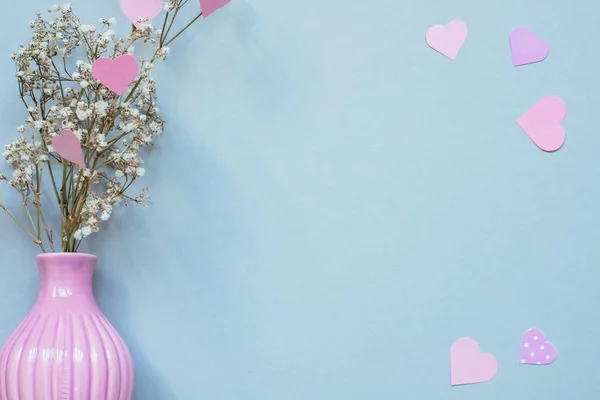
[
  {"left": 120, "top": 0, "right": 163, "bottom": 27},
  {"left": 199, "top": 0, "right": 231, "bottom": 17},
  {"left": 426, "top": 20, "right": 468, "bottom": 60},
  {"left": 52, "top": 130, "right": 85, "bottom": 167},
  {"left": 520, "top": 328, "right": 557, "bottom": 365},
  {"left": 517, "top": 95, "right": 566, "bottom": 152},
  {"left": 450, "top": 338, "right": 498, "bottom": 386},
  {"left": 92, "top": 55, "right": 139, "bottom": 96},
  {"left": 510, "top": 27, "right": 549, "bottom": 66}
]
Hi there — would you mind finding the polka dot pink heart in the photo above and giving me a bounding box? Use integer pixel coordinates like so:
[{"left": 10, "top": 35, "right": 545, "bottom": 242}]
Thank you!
[{"left": 520, "top": 328, "right": 557, "bottom": 365}]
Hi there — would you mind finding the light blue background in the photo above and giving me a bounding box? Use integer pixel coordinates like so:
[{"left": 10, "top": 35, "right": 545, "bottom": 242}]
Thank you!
[{"left": 1, "top": 0, "right": 600, "bottom": 398}]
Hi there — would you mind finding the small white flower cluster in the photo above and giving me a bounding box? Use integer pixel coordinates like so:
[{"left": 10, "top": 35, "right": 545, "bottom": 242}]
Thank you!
[
  {"left": 0, "top": 3, "right": 183, "bottom": 250},
  {"left": 156, "top": 47, "right": 170, "bottom": 60},
  {"left": 2, "top": 135, "right": 47, "bottom": 195},
  {"left": 164, "top": 1, "right": 176, "bottom": 12},
  {"left": 72, "top": 188, "right": 118, "bottom": 240}
]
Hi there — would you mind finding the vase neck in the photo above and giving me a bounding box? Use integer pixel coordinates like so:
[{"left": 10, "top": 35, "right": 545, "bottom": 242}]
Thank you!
[{"left": 34, "top": 253, "right": 99, "bottom": 313}]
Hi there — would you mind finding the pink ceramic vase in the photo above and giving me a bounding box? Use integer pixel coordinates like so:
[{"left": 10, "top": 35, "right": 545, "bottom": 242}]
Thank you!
[{"left": 0, "top": 253, "right": 134, "bottom": 400}]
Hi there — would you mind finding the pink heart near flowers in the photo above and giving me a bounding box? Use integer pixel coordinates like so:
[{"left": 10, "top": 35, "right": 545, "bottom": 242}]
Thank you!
[
  {"left": 517, "top": 96, "right": 566, "bottom": 152},
  {"left": 92, "top": 55, "right": 139, "bottom": 96},
  {"left": 120, "top": 0, "right": 163, "bottom": 27},
  {"left": 52, "top": 130, "right": 85, "bottom": 167},
  {"left": 450, "top": 338, "right": 498, "bottom": 386},
  {"left": 426, "top": 20, "right": 468, "bottom": 60},
  {"left": 199, "top": 0, "right": 231, "bottom": 18}
]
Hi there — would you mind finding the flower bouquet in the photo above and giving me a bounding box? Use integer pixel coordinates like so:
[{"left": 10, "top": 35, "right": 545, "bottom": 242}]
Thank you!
[{"left": 0, "top": 1, "right": 230, "bottom": 398}]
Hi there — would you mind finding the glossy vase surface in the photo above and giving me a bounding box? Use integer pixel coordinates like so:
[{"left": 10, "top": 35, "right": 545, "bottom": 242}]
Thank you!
[{"left": 0, "top": 253, "right": 134, "bottom": 400}]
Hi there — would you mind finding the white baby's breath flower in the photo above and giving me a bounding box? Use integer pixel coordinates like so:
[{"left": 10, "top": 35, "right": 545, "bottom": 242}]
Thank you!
[
  {"left": 115, "top": 169, "right": 124, "bottom": 178},
  {"left": 122, "top": 122, "right": 136, "bottom": 132},
  {"left": 102, "top": 30, "right": 115, "bottom": 41},
  {"left": 94, "top": 101, "right": 109, "bottom": 116},
  {"left": 149, "top": 122, "right": 163, "bottom": 134},
  {"left": 73, "top": 230, "right": 83, "bottom": 240},
  {"left": 164, "top": 1, "right": 175, "bottom": 11},
  {"left": 58, "top": 107, "right": 71, "bottom": 119},
  {"left": 81, "top": 225, "right": 92, "bottom": 237},
  {"left": 16, "top": 126, "right": 25, "bottom": 133},
  {"left": 100, "top": 211, "right": 111, "bottom": 221},
  {"left": 156, "top": 47, "right": 170, "bottom": 60},
  {"left": 136, "top": 167, "right": 145, "bottom": 177}
]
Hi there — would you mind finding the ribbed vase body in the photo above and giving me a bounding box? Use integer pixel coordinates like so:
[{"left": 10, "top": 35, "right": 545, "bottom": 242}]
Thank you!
[{"left": 0, "top": 253, "right": 134, "bottom": 400}]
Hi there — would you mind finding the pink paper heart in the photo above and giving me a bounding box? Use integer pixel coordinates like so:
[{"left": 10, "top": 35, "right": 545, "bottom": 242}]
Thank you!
[
  {"left": 52, "top": 130, "right": 85, "bottom": 167},
  {"left": 517, "top": 95, "right": 566, "bottom": 152},
  {"left": 520, "top": 328, "right": 557, "bottom": 365},
  {"left": 450, "top": 338, "right": 498, "bottom": 386},
  {"left": 92, "top": 55, "right": 139, "bottom": 96},
  {"left": 510, "top": 27, "right": 549, "bottom": 66},
  {"left": 199, "top": 0, "right": 231, "bottom": 18},
  {"left": 426, "top": 20, "right": 468, "bottom": 60},
  {"left": 120, "top": 0, "right": 163, "bottom": 27}
]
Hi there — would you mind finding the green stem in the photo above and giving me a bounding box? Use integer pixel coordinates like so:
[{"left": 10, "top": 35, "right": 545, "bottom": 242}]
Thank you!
[
  {"left": 162, "top": 8, "right": 180, "bottom": 45},
  {"left": 0, "top": 204, "right": 41, "bottom": 245},
  {"left": 21, "top": 195, "right": 46, "bottom": 252},
  {"left": 164, "top": 12, "right": 203, "bottom": 47}
]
